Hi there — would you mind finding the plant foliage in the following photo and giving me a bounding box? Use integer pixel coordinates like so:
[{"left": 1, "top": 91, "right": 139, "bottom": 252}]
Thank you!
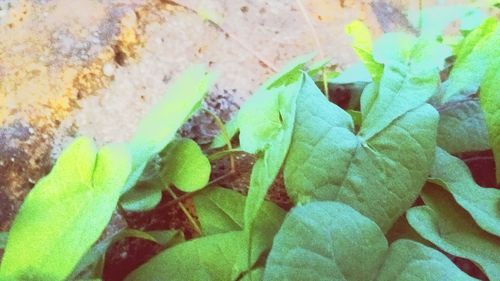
[{"left": 0, "top": 5, "right": 499, "bottom": 281}]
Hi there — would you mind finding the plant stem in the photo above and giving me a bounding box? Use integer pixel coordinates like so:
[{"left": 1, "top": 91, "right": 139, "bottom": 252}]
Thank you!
[
  {"left": 161, "top": 171, "right": 235, "bottom": 210},
  {"left": 203, "top": 109, "right": 236, "bottom": 171},
  {"left": 165, "top": 185, "right": 202, "bottom": 235}
]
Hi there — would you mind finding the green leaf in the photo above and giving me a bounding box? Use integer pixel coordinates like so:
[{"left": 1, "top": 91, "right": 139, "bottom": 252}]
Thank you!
[
  {"left": 126, "top": 189, "right": 284, "bottom": 281},
  {"left": 124, "top": 231, "right": 262, "bottom": 281},
  {"left": 124, "top": 65, "right": 215, "bottom": 192},
  {"left": 480, "top": 61, "right": 500, "bottom": 183},
  {"left": 161, "top": 138, "right": 211, "bottom": 192},
  {"left": 210, "top": 117, "right": 239, "bottom": 149},
  {"left": 263, "top": 202, "right": 388, "bottom": 281},
  {"left": 193, "top": 188, "right": 285, "bottom": 236},
  {"left": 238, "top": 56, "right": 311, "bottom": 233},
  {"left": 329, "top": 62, "right": 372, "bottom": 85},
  {"left": 364, "top": 34, "right": 449, "bottom": 140},
  {"left": 430, "top": 148, "right": 500, "bottom": 236},
  {"left": 284, "top": 74, "right": 438, "bottom": 231},
  {"left": 442, "top": 18, "right": 500, "bottom": 102},
  {"left": 407, "top": 184, "right": 500, "bottom": 280},
  {"left": 345, "top": 20, "right": 383, "bottom": 81},
  {"left": 376, "top": 239, "right": 478, "bottom": 281},
  {"left": 437, "top": 98, "right": 490, "bottom": 153},
  {"left": 238, "top": 55, "right": 310, "bottom": 154},
  {"left": 407, "top": 6, "right": 486, "bottom": 38},
  {"left": 120, "top": 181, "right": 163, "bottom": 212},
  {"left": 264, "top": 202, "right": 474, "bottom": 281},
  {"left": 0, "top": 138, "right": 131, "bottom": 281}
]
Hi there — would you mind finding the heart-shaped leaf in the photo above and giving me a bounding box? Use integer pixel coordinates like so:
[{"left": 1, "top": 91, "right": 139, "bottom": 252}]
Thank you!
[
  {"left": 284, "top": 75, "right": 438, "bottom": 231},
  {"left": 0, "top": 138, "right": 131, "bottom": 281},
  {"left": 161, "top": 138, "right": 211, "bottom": 192}
]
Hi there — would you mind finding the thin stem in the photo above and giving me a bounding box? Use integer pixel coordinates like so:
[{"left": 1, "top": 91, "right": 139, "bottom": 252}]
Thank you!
[
  {"left": 208, "top": 148, "right": 245, "bottom": 161},
  {"left": 161, "top": 171, "right": 235, "bottom": 210},
  {"left": 165, "top": 185, "right": 202, "bottom": 235},
  {"left": 203, "top": 109, "right": 236, "bottom": 171},
  {"left": 295, "top": 0, "right": 328, "bottom": 96}
]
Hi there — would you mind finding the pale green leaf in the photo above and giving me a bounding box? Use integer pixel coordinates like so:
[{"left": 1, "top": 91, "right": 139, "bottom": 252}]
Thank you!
[
  {"left": 480, "top": 60, "right": 500, "bottom": 183},
  {"left": 239, "top": 56, "right": 311, "bottom": 233},
  {"left": 238, "top": 55, "right": 310, "bottom": 154},
  {"left": 376, "top": 239, "right": 478, "bottom": 281},
  {"left": 161, "top": 138, "right": 211, "bottom": 192},
  {"left": 345, "top": 20, "right": 383, "bottom": 81},
  {"left": 330, "top": 62, "right": 372, "bottom": 84},
  {"left": 407, "top": 184, "right": 500, "bottom": 280},
  {"left": 363, "top": 35, "right": 450, "bottom": 140},
  {"left": 0, "top": 138, "right": 131, "bottom": 281},
  {"left": 284, "top": 74, "right": 438, "bottom": 232},
  {"left": 437, "top": 98, "right": 490, "bottom": 153},
  {"left": 442, "top": 18, "right": 500, "bottom": 102},
  {"left": 120, "top": 181, "right": 163, "bottom": 212},
  {"left": 193, "top": 188, "right": 285, "bottom": 236},
  {"left": 125, "top": 231, "right": 264, "bottom": 281},
  {"left": 430, "top": 148, "right": 500, "bottom": 236},
  {"left": 124, "top": 65, "right": 215, "bottom": 192},
  {"left": 263, "top": 202, "right": 388, "bottom": 281}
]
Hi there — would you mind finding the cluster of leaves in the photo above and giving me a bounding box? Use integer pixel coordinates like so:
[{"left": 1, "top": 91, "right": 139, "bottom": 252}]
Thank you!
[{"left": 0, "top": 4, "right": 499, "bottom": 281}]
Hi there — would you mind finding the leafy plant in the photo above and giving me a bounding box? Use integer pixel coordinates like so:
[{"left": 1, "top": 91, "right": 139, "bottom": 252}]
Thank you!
[{"left": 0, "top": 4, "right": 499, "bottom": 281}]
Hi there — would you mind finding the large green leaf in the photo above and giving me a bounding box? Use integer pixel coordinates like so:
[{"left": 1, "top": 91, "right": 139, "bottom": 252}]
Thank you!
[
  {"left": 193, "top": 188, "right": 285, "bottom": 236},
  {"left": 263, "top": 202, "right": 388, "bottom": 281},
  {"left": 125, "top": 230, "right": 265, "bottom": 281},
  {"left": 407, "top": 184, "right": 500, "bottom": 280},
  {"left": 345, "top": 20, "right": 383, "bottom": 81},
  {"left": 436, "top": 98, "right": 490, "bottom": 153},
  {"left": 161, "top": 138, "right": 211, "bottom": 192},
  {"left": 238, "top": 55, "right": 309, "bottom": 237},
  {"left": 430, "top": 148, "right": 500, "bottom": 236},
  {"left": 125, "top": 231, "right": 243, "bottom": 281},
  {"left": 284, "top": 75, "right": 438, "bottom": 231},
  {"left": 442, "top": 18, "right": 500, "bottom": 103},
  {"left": 364, "top": 34, "right": 449, "bottom": 140},
  {"left": 480, "top": 61, "right": 500, "bottom": 183},
  {"left": 237, "top": 54, "right": 310, "bottom": 154},
  {"left": 0, "top": 137, "right": 131, "bottom": 281},
  {"left": 124, "top": 65, "right": 215, "bottom": 192},
  {"left": 376, "top": 239, "right": 478, "bottom": 281},
  {"left": 263, "top": 202, "right": 476, "bottom": 281}
]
